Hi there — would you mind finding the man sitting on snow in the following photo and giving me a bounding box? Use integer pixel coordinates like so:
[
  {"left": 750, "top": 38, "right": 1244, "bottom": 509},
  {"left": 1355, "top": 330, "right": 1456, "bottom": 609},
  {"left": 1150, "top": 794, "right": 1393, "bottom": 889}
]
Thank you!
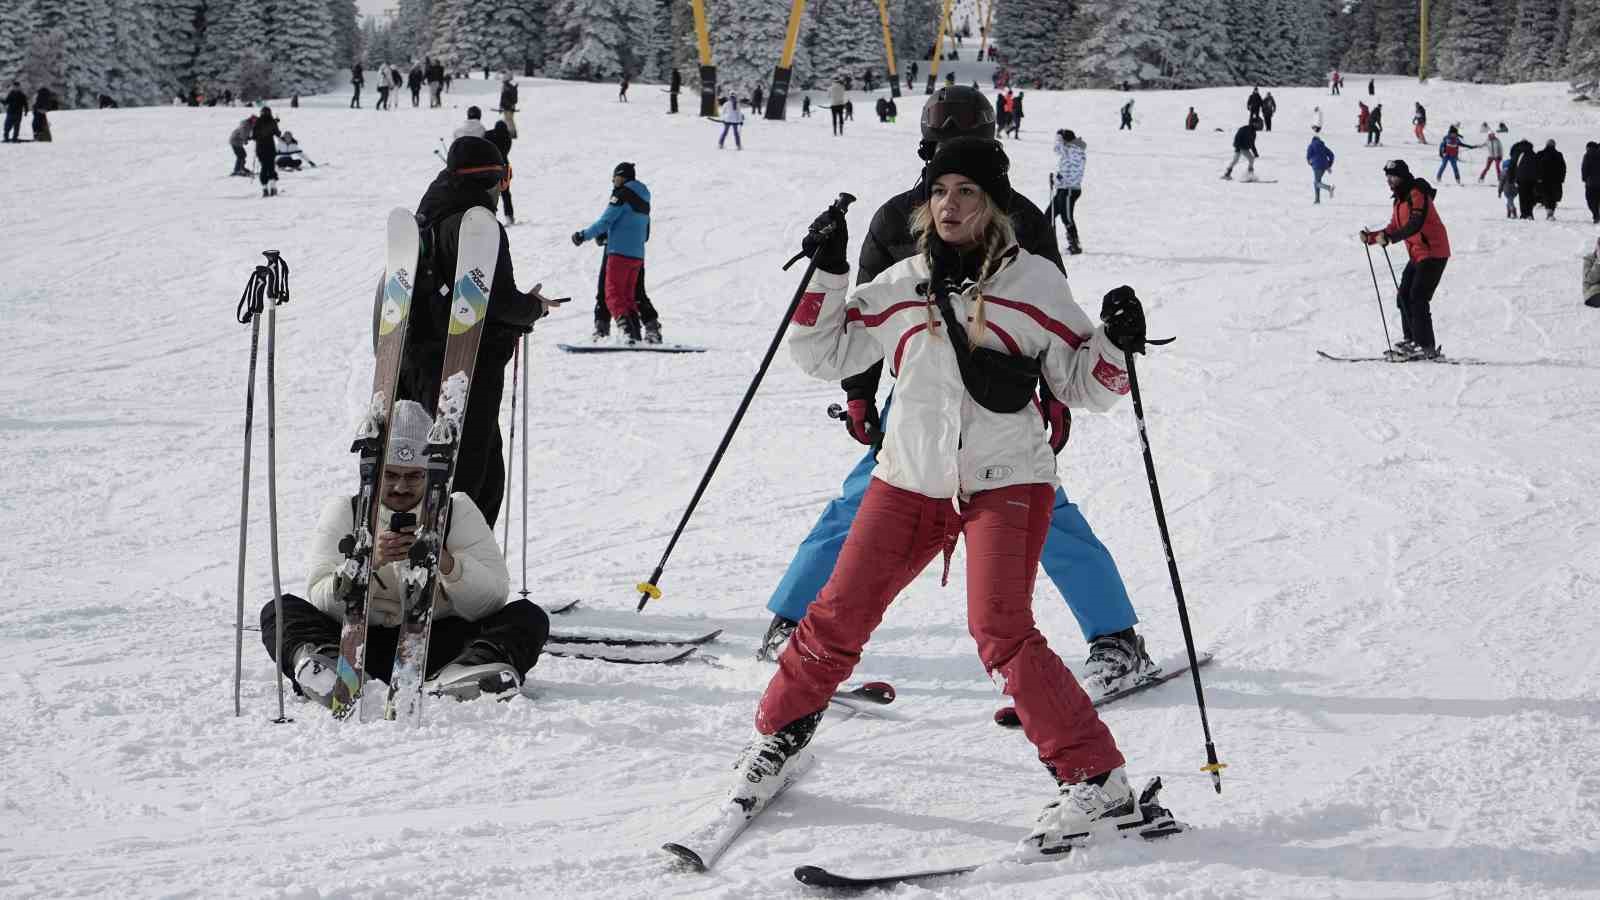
[{"left": 259, "top": 400, "right": 549, "bottom": 706}]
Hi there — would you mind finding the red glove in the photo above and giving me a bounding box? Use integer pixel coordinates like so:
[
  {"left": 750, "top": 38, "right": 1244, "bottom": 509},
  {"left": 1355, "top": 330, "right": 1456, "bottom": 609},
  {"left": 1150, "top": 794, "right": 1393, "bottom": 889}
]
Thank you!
[
  {"left": 841, "top": 398, "right": 881, "bottom": 446},
  {"left": 1040, "top": 394, "right": 1071, "bottom": 454}
]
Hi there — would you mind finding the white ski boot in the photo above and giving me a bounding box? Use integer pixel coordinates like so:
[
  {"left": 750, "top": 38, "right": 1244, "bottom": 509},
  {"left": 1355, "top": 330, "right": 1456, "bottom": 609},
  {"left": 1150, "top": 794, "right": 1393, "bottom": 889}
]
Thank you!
[
  {"left": 1021, "top": 767, "right": 1143, "bottom": 855},
  {"left": 729, "top": 710, "right": 821, "bottom": 811},
  {"left": 292, "top": 643, "right": 340, "bottom": 709},
  {"left": 428, "top": 640, "right": 521, "bottom": 701}
]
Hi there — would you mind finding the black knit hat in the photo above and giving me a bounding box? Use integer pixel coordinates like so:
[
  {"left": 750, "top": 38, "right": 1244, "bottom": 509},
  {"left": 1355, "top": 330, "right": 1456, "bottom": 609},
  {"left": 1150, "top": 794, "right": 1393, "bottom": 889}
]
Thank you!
[
  {"left": 613, "top": 161, "right": 636, "bottom": 181},
  {"left": 446, "top": 135, "right": 506, "bottom": 186},
  {"left": 1383, "top": 158, "right": 1411, "bottom": 179},
  {"left": 923, "top": 137, "right": 1011, "bottom": 210}
]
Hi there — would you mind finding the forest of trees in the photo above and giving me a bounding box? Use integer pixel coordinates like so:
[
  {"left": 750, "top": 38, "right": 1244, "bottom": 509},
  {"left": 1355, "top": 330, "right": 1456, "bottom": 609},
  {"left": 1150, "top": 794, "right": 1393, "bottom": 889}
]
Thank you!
[{"left": 4, "top": 0, "right": 1599, "bottom": 110}]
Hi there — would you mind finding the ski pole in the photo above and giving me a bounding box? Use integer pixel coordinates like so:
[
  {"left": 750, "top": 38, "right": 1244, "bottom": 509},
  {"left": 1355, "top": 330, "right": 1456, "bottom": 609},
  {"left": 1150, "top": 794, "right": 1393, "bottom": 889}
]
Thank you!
[
  {"left": 1381, "top": 242, "right": 1401, "bottom": 290},
  {"left": 262, "top": 251, "right": 292, "bottom": 725},
  {"left": 1122, "top": 340, "right": 1227, "bottom": 794},
  {"left": 503, "top": 337, "right": 519, "bottom": 558},
  {"left": 519, "top": 330, "right": 530, "bottom": 600},
  {"left": 232, "top": 262, "right": 270, "bottom": 718},
  {"left": 1362, "top": 242, "right": 1394, "bottom": 352},
  {"left": 636, "top": 192, "right": 856, "bottom": 612}
]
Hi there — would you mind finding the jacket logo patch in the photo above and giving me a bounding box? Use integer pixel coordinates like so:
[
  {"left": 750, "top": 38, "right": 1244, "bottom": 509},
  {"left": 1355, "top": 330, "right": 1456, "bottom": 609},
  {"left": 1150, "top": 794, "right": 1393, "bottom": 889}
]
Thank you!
[
  {"left": 979, "top": 465, "right": 1013, "bottom": 481},
  {"left": 793, "top": 291, "right": 825, "bottom": 326},
  {"left": 1093, "top": 356, "right": 1130, "bottom": 394}
]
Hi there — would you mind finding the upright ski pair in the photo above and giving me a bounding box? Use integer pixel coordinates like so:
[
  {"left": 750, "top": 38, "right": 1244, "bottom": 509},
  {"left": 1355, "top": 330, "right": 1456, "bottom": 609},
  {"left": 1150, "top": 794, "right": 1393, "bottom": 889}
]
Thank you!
[{"left": 329, "top": 206, "right": 500, "bottom": 723}]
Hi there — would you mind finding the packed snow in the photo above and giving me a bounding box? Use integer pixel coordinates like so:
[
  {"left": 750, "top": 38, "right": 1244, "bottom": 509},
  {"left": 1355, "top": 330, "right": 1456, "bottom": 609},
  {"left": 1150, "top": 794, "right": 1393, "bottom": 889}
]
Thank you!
[{"left": 2, "top": 74, "right": 1598, "bottom": 898}]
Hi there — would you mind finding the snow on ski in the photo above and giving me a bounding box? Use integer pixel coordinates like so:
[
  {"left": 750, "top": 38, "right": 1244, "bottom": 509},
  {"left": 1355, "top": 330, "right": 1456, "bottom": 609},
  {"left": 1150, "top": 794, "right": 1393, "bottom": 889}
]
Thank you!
[
  {"left": 543, "top": 643, "right": 699, "bottom": 665},
  {"left": 993, "top": 653, "right": 1215, "bottom": 728},
  {"left": 662, "top": 750, "right": 817, "bottom": 871},
  {"left": 792, "top": 779, "right": 1186, "bottom": 891},
  {"left": 544, "top": 628, "right": 723, "bottom": 648},
  {"left": 1316, "top": 349, "right": 1485, "bottom": 366}
]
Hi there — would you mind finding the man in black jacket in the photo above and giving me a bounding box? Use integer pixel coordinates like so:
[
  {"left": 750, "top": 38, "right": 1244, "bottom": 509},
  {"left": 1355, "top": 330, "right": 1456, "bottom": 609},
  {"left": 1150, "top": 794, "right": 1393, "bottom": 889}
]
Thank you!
[
  {"left": 1535, "top": 139, "right": 1567, "bottom": 220},
  {"left": 757, "top": 86, "right": 1161, "bottom": 702},
  {"left": 252, "top": 107, "right": 281, "bottom": 196},
  {"left": 3, "top": 81, "right": 26, "bottom": 142},
  {"left": 499, "top": 73, "right": 518, "bottom": 137},
  {"left": 669, "top": 68, "right": 682, "bottom": 114},
  {"left": 1222, "top": 122, "right": 1258, "bottom": 180},
  {"left": 399, "top": 136, "right": 563, "bottom": 525},
  {"left": 1582, "top": 141, "right": 1600, "bottom": 224},
  {"left": 1513, "top": 138, "right": 1541, "bottom": 219}
]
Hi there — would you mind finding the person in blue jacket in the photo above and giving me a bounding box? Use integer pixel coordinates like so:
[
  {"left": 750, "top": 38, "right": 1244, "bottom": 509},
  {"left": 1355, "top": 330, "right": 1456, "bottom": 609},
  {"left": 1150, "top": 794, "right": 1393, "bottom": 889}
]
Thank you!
[
  {"left": 754, "top": 86, "right": 1161, "bottom": 702},
  {"left": 1435, "top": 125, "right": 1477, "bottom": 185},
  {"left": 572, "top": 162, "right": 662, "bottom": 344},
  {"left": 1307, "top": 126, "right": 1336, "bottom": 203}
]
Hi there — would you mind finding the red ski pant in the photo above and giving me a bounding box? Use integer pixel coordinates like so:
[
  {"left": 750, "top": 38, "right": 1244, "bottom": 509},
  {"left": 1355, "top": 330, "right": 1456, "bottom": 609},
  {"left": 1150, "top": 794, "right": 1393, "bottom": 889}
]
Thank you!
[
  {"left": 601, "top": 253, "right": 643, "bottom": 319},
  {"left": 757, "top": 478, "right": 1125, "bottom": 783}
]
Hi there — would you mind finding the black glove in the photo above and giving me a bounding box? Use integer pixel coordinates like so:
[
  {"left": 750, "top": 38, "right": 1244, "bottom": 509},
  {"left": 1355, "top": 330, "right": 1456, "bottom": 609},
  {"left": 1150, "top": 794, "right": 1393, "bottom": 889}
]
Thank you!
[
  {"left": 801, "top": 208, "right": 849, "bottom": 275},
  {"left": 570, "top": 231, "right": 585, "bottom": 246},
  {"left": 595, "top": 232, "right": 607, "bottom": 247},
  {"left": 1100, "top": 285, "right": 1146, "bottom": 354}
]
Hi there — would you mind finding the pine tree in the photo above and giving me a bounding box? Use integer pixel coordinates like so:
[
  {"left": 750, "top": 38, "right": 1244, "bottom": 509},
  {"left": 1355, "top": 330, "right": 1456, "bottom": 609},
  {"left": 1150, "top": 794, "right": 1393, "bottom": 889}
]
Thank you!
[
  {"left": 891, "top": 0, "right": 937, "bottom": 82},
  {"left": 706, "top": 0, "right": 787, "bottom": 99},
  {"left": 806, "top": 0, "right": 885, "bottom": 88},
  {"left": 35, "top": 0, "right": 113, "bottom": 107},
  {"left": 0, "top": 0, "right": 40, "bottom": 87},
  {"left": 1375, "top": 0, "right": 1417, "bottom": 75},
  {"left": 1066, "top": 0, "right": 1170, "bottom": 89},
  {"left": 106, "top": 0, "right": 164, "bottom": 105},
  {"left": 329, "top": 0, "right": 362, "bottom": 67},
  {"left": 431, "top": 0, "right": 471, "bottom": 69},
  {"left": 1160, "top": 0, "right": 1232, "bottom": 88},
  {"left": 1503, "top": 0, "right": 1562, "bottom": 80},
  {"left": 1564, "top": 0, "right": 1600, "bottom": 80},
  {"left": 1425, "top": 0, "right": 1454, "bottom": 79},
  {"left": 993, "top": 0, "right": 1065, "bottom": 88},
  {"left": 551, "top": 0, "right": 652, "bottom": 81},
  {"left": 1340, "top": 0, "right": 1380, "bottom": 73},
  {"left": 1439, "top": 0, "right": 1508, "bottom": 80},
  {"left": 1226, "top": 0, "right": 1272, "bottom": 84},
  {"left": 156, "top": 0, "right": 207, "bottom": 100},
  {"left": 273, "top": 0, "right": 336, "bottom": 95},
  {"left": 394, "top": 0, "right": 435, "bottom": 64}
]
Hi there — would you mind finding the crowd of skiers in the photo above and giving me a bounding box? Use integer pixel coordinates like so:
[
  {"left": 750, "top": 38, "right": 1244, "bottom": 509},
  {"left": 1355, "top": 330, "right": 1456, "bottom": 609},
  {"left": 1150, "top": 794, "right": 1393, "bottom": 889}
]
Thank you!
[{"left": 350, "top": 59, "right": 455, "bottom": 110}]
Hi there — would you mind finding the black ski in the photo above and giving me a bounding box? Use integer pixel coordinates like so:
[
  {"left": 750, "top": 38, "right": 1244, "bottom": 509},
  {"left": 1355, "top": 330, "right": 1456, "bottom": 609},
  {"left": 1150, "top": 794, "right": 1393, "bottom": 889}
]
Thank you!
[
  {"left": 543, "top": 599, "right": 581, "bottom": 615},
  {"left": 994, "top": 653, "right": 1215, "bottom": 729},
  {"left": 544, "top": 628, "right": 722, "bottom": 648},
  {"left": 793, "top": 779, "right": 1184, "bottom": 891}
]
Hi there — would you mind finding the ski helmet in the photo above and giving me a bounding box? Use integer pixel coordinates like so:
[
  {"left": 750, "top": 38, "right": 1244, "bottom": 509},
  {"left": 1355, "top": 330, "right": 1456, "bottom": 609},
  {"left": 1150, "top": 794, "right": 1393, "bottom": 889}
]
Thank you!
[
  {"left": 447, "top": 135, "right": 506, "bottom": 188},
  {"left": 920, "top": 86, "right": 996, "bottom": 146}
]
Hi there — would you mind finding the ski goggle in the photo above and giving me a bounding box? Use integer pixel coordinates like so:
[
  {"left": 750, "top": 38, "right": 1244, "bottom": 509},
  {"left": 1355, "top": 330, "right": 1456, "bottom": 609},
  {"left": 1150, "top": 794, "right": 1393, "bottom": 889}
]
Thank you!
[
  {"left": 455, "top": 163, "right": 510, "bottom": 190},
  {"left": 921, "top": 99, "right": 995, "bottom": 136}
]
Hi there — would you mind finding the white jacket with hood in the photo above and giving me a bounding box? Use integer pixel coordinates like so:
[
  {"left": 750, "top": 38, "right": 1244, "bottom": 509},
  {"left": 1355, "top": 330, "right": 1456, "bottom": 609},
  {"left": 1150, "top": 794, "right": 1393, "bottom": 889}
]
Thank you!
[
  {"left": 789, "top": 248, "right": 1130, "bottom": 500},
  {"left": 304, "top": 493, "right": 509, "bottom": 627}
]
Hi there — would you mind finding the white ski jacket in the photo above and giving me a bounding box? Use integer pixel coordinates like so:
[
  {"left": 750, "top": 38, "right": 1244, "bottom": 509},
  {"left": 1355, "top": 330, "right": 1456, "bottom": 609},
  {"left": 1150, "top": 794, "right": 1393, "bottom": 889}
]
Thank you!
[
  {"left": 305, "top": 493, "right": 509, "bottom": 626},
  {"left": 1054, "top": 135, "right": 1087, "bottom": 189},
  {"left": 790, "top": 248, "right": 1130, "bottom": 500}
]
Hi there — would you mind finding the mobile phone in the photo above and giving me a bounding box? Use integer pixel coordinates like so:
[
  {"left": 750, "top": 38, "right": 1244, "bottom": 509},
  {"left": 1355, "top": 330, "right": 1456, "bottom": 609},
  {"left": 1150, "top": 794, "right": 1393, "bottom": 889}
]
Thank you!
[{"left": 390, "top": 512, "right": 417, "bottom": 532}]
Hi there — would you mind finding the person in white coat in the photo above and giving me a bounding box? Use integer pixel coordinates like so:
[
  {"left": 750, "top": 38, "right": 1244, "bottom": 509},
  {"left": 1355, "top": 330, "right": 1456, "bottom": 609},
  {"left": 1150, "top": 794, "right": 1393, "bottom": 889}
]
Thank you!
[
  {"left": 722, "top": 137, "right": 1170, "bottom": 857},
  {"left": 259, "top": 400, "right": 549, "bottom": 706},
  {"left": 453, "top": 105, "right": 488, "bottom": 140},
  {"left": 1312, "top": 105, "right": 1324, "bottom": 132},
  {"left": 829, "top": 78, "right": 848, "bottom": 136},
  {"left": 718, "top": 95, "right": 744, "bottom": 149},
  {"left": 1051, "top": 129, "right": 1087, "bottom": 254}
]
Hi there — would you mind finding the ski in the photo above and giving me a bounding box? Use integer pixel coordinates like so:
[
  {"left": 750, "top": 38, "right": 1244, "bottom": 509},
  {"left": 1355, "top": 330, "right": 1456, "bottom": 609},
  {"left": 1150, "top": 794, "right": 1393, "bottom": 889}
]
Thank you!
[
  {"left": 556, "top": 342, "right": 706, "bottom": 354},
  {"left": 545, "top": 628, "right": 722, "bottom": 648},
  {"left": 792, "top": 779, "right": 1185, "bottom": 891},
  {"left": 993, "top": 653, "right": 1215, "bottom": 729},
  {"left": 544, "top": 599, "right": 581, "bottom": 614},
  {"left": 329, "top": 208, "right": 420, "bottom": 720},
  {"left": 544, "top": 643, "right": 699, "bottom": 665},
  {"left": 662, "top": 750, "right": 817, "bottom": 871},
  {"left": 385, "top": 206, "right": 500, "bottom": 724},
  {"left": 1316, "top": 349, "right": 1484, "bottom": 366}
]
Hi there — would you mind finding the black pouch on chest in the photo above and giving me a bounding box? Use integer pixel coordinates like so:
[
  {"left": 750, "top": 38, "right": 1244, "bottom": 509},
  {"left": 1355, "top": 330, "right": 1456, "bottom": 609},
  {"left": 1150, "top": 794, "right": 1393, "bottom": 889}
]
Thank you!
[{"left": 929, "top": 285, "right": 1043, "bottom": 414}]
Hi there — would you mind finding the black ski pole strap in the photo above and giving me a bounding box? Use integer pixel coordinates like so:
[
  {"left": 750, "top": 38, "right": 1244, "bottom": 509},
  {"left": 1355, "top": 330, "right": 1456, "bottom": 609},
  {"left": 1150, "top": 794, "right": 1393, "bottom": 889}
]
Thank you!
[
  {"left": 262, "top": 250, "right": 290, "bottom": 305},
  {"left": 236, "top": 265, "right": 270, "bottom": 324}
]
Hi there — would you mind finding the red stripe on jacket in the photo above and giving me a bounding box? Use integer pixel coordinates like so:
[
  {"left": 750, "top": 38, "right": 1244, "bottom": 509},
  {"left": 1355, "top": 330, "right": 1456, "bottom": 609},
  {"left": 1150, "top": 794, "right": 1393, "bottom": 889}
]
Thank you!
[{"left": 980, "top": 296, "right": 1087, "bottom": 349}]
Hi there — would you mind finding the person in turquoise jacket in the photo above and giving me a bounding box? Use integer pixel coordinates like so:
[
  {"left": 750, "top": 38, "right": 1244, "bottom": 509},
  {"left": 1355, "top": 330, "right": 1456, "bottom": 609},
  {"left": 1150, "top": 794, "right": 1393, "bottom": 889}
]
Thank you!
[{"left": 572, "top": 162, "right": 661, "bottom": 343}]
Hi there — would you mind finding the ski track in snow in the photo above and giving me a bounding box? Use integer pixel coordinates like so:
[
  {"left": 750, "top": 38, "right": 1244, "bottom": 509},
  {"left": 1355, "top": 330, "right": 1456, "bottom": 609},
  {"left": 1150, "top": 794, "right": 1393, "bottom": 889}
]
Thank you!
[{"left": 2, "top": 74, "right": 1598, "bottom": 898}]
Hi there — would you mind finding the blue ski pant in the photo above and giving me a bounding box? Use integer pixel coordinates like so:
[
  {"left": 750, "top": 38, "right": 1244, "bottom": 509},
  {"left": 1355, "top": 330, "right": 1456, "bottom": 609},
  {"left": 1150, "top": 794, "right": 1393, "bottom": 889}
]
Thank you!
[
  {"left": 1436, "top": 156, "right": 1460, "bottom": 182},
  {"left": 766, "top": 401, "right": 1139, "bottom": 643}
]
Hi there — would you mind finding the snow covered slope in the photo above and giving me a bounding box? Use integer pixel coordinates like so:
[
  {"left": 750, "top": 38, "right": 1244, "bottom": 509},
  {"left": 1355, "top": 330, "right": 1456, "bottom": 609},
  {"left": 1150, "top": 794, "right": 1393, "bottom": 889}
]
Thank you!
[{"left": 2, "top": 74, "right": 1597, "bottom": 898}]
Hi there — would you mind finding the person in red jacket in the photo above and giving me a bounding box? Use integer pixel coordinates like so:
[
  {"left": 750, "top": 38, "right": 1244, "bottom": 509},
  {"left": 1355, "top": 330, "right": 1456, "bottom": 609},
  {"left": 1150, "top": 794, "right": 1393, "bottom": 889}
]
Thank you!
[{"left": 1361, "top": 160, "right": 1450, "bottom": 360}]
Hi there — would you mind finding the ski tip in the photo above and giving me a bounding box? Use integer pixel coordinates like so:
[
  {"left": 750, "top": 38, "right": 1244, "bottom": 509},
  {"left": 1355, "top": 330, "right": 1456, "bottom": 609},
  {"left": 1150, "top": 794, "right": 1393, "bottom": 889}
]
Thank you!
[
  {"left": 993, "top": 705, "right": 1021, "bottom": 728},
  {"left": 859, "top": 681, "right": 895, "bottom": 704},
  {"left": 662, "top": 842, "right": 708, "bottom": 872},
  {"left": 792, "top": 865, "right": 835, "bottom": 886}
]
